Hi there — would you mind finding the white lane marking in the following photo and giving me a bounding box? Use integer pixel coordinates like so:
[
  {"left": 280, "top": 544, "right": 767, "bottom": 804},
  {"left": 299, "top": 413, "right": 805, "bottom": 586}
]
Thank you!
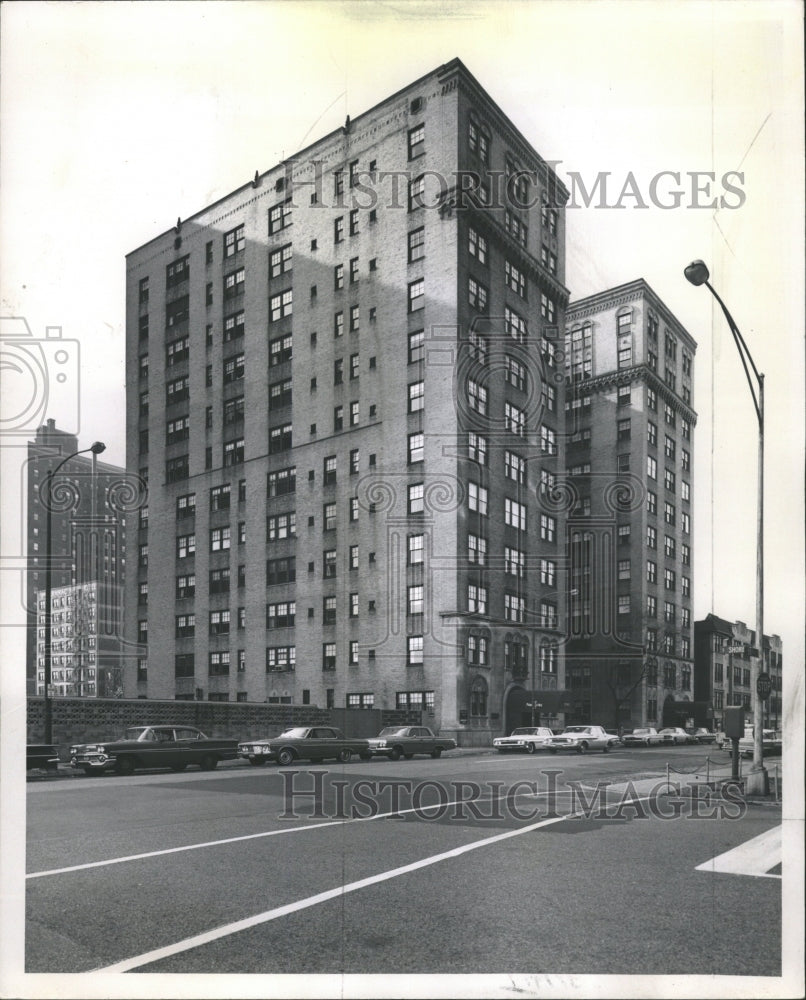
[
  {"left": 695, "top": 825, "right": 782, "bottom": 878},
  {"left": 27, "top": 787, "right": 577, "bottom": 880},
  {"left": 92, "top": 794, "right": 656, "bottom": 973}
]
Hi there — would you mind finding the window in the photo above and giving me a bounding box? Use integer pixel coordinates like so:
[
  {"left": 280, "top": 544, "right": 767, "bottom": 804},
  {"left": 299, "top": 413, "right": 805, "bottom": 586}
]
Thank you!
[
  {"left": 270, "top": 288, "right": 293, "bottom": 323},
  {"left": 617, "top": 559, "right": 631, "bottom": 581},
  {"left": 467, "top": 226, "right": 488, "bottom": 264},
  {"left": 349, "top": 209, "right": 359, "bottom": 236},
  {"left": 505, "top": 546, "right": 525, "bottom": 577},
  {"left": 209, "top": 526, "right": 231, "bottom": 552},
  {"left": 504, "top": 594, "right": 525, "bottom": 623},
  {"left": 664, "top": 568, "right": 676, "bottom": 591},
  {"left": 267, "top": 466, "right": 296, "bottom": 498},
  {"left": 681, "top": 480, "right": 690, "bottom": 502},
  {"left": 349, "top": 304, "right": 360, "bottom": 333},
  {"left": 467, "top": 584, "right": 488, "bottom": 614},
  {"left": 323, "top": 455, "right": 337, "bottom": 485},
  {"left": 540, "top": 426, "right": 556, "bottom": 455},
  {"left": 269, "top": 200, "right": 292, "bottom": 234},
  {"left": 223, "top": 438, "right": 244, "bottom": 466},
  {"left": 617, "top": 418, "right": 631, "bottom": 441},
  {"left": 334, "top": 216, "right": 344, "bottom": 243},
  {"left": 266, "top": 601, "right": 295, "bottom": 629},
  {"left": 166, "top": 336, "right": 189, "bottom": 366},
  {"left": 468, "top": 481, "right": 488, "bottom": 515},
  {"left": 269, "top": 333, "right": 292, "bottom": 367},
  {"left": 617, "top": 334, "right": 632, "bottom": 369},
  {"left": 224, "top": 268, "right": 245, "bottom": 301},
  {"left": 505, "top": 498, "right": 527, "bottom": 531},
  {"left": 408, "top": 123, "right": 425, "bottom": 159},
  {"left": 266, "top": 557, "right": 295, "bottom": 586},
  {"left": 466, "top": 378, "right": 487, "bottom": 416},
  {"left": 322, "top": 595, "right": 337, "bottom": 625},
  {"left": 408, "top": 432, "right": 424, "bottom": 463},
  {"left": 467, "top": 533, "right": 487, "bottom": 566},
  {"left": 647, "top": 560, "right": 657, "bottom": 584},
  {"left": 408, "top": 483, "right": 424, "bottom": 514},
  {"left": 468, "top": 432, "right": 487, "bottom": 465},
  {"left": 646, "top": 594, "right": 656, "bottom": 618},
  {"left": 408, "top": 380, "right": 424, "bottom": 413},
  {"left": 647, "top": 491, "right": 657, "bottom": 515},
  {"left": 468, "top": 275, "right": 489, "bottom": 312},
  {"left": 505, "top": 450, "right": 525, "bottom": 484},
  {"left": 333, "top": 406, "right": 344, "bottom": 431},
  {"left": 209, "top": 610, "right": 230, "bottom": 636},
  {"left": 409, "top": 174, "right": 425, "bottom": 211},
  {"left": 175, "top": 614, "right": 195, "bottom": 638},
  {"left": 210, "top": 484, "right": 231, "bottom": 512},
  {"left": 409, "top": 329, "right": 425, "bottom": 364},
  {"left": 407, "top": 584, "right": 424, "bottom": 617},
  {"left": 334, "top": 311, "right": 344, "bottom": 338},
  {"left": 166, "top": 455, "right": 189, "bottom": 483},
  {"left": 540, "top": 292, "right": 556, "bottom": 322},
  {"left": 166, "top": 415, "right": 190, "bottom": 445},
  {"left": 408, "top": 278, "right": 424, "bottom": 312},
  {"left": 223, "top": 353, "right": 245, "bottom": 384},
  {"left": 681, "top": 542, "right": 690, "bottom": 566},
  {"left": 540, "top": 513, "right": 556, "bottom": 542},
  {"left": 268, "top": 422, "right": 292, "bottom": 454},
  {"left": 681, "top": 575, "right": 690, "bottom": 597},
  {"left": 266, "top": 512, "right": 296, "bottom": 540},
  {"left": 647, "top": 525, "right": 657, "bottom": 549},
  {"left": 406, "top": 636, "right": 424, "bottom": 667},
  {"left": 647, "top": 455, "right": 657, "bottom": 480},
  {"left": 664, "top": 501, "right": 676, "bottom": 526},
  {"left": 224, "top": 224, "right": 245, "bottom": 259},
  {"left": 349, "top": 593, "right": 359, "bottom": 618},
  {"left": 505, "top": 260, "right": 527, "bottom": 299},
  {"left": 505, "top": 306, "right": 528, "bottom": 344},
  {"left": 266, "top": 646, "right": 295, "bottom": 672},
  {"left": 408, "top": 227, "right": 425, "bottom": 262},
  {"left": 349, "top": 544, "right": 359, "bottom": 570},
  {"left": 350, "top": 401, "right": 360, "bottom": 426},
  {"left": 176, "top": 573, "right": 195, "bottom": 599},
  {"left": 540, "top": 246, "right": 557, "bottom": 275}
]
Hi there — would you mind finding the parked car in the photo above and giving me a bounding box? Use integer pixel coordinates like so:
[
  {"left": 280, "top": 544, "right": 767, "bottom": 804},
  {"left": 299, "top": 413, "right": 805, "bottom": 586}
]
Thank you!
[
  {"left": 738, "top": 729, "right": 783, "bottom": 758},
  {"left": 237, "top": 727, "right": 371, "bottom": 766},
  {"left": 492, "top": 726, "right": 554, "bottom": 754},
  {"left": 543, "top": 725, "right": 613, "bottom": 754},
  {"left": 69, "top": 726, "right": 239, "bottom": 775},
  {"left": 366, "top": 726, "right": 457, "bottom": 760},
  {"left": 687, "top": 728, "right": 717, "bottom": 745},
  {"left": 657, "top": 727, "right": 689, "bottom": 745},
  {"left": 26, "top": 744, "right": 59, "bottom": 772},
  {"left": 622, "top": 727, "right": 662, "bottom": 747},
  {"left": 605, "top": 729, "right": 623, "bottom": 746}
]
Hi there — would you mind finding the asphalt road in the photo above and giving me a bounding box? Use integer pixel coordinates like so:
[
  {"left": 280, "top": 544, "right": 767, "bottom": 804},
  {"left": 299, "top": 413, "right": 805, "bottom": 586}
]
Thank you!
[{"left": 26, "top": 746, "right": 782, "bottom": 978}]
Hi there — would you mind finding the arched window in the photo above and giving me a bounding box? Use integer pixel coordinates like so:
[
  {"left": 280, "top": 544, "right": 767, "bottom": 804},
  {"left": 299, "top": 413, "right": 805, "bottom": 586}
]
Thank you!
[{"left": 470, "top": 675, "right": 488, "bottom": 716}]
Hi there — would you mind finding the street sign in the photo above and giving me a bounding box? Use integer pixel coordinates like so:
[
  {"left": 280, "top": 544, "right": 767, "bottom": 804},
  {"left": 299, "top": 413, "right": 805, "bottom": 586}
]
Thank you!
[{"left": 756, "top": 672, "right": 772, "bottom": 700}]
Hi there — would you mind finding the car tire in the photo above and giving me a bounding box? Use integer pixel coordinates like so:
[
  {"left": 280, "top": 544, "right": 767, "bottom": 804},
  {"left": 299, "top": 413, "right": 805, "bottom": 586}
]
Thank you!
[
  {"left": 389, "top": 747, "right": 402, "bottom": 761},
  {"left": 200, "top": 754, "right": 218, "bottom": 771},
  {"left": 115, "top": 757, "right": 135, "bottom": 776},
  {"left": 249, "top": 758, "right": 266, "bottom": 767},
  {"left": 170, "top": 763, "right": 187, "bottom": 772},
  {"left": 337, "top": 748, "right": 352, "bottom": 763},
  {"left": 525, "top": 742, "right": 537, "bottom": 755},
  {"left": 431, "top": 748, "right": 443, "bottom": 759},
  {"left": 577, "top": 742, "right": 588, "bottom": 754},
  {"left": 276, "top": 748, "right": 295, "bottom": 766}
]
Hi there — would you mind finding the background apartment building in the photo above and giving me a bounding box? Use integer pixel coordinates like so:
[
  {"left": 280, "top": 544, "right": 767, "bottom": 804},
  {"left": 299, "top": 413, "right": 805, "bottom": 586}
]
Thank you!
[
  {"left": 125, "top": 59, "right": 570, "bottom": 743},
  {"left": 563, "top": 280, "right": 697, "bottom": 730},
  {"left": 27, "top": 419, "right": 127, "bottom": 694},
  {"left": 694, "top": 613, "right": 783, "bottom": 730}
]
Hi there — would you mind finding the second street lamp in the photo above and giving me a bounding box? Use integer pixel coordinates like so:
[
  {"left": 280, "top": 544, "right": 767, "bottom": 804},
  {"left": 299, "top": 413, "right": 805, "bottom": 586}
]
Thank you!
[
  {"left": 42, "top": 440, "right": 106, "bottom": 744},
  {"left": 683, "top": 260, "right": 768, "bottom": 795}
]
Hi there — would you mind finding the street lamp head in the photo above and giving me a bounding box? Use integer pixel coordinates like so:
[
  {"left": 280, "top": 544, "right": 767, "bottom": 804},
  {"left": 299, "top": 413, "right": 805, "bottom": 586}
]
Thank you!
[
  {"left": 684, "top": 260, "right": 710, "bottom": 286},
  {"left": 90, "top": 441, "right": 106, "bottom": 455}
]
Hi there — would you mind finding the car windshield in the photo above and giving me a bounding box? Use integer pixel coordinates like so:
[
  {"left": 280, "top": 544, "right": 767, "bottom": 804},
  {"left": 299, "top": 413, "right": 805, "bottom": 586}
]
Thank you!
[
  {"left": 510, "top": 729, "right": 537, "bottom": 736},
  {"left": 633, "top": 729, "right": 649, "bottom": 735},
  {"left": 378, "top": 727, "right": 408, "bottom": 737},
  {"left": 278, "top": 728, "right": 310, "bottom": 739},
  {"left": 659, "top": 729, "right": 675, "bottom": 734},
  {"left": 563, "top": 727, "right": 590, "bottom": 734}
]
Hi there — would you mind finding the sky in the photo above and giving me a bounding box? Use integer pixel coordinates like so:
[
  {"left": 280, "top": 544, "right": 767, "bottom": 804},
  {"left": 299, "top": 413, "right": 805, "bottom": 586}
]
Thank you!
[
  {"left": 2, "top": 0, "right": 802, "bottom": 656},
  {"left": 0, "top": 3, "right": 803, "bottom": 997}
]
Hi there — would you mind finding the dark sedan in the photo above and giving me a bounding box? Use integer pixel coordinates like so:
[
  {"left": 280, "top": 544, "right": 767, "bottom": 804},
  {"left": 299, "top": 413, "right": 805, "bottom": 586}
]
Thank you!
[
  {"left": 238, "top": 727, "right": 372, "bottom": 766},
  {"left": 69, "top": 726, "right": 239, "bottom": 775}
]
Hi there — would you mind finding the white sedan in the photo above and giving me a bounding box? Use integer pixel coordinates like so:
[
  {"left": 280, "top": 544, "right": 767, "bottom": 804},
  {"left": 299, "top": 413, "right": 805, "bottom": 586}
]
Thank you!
[
  {"left": 658, "top": 727, "right": 689, "bottom": 745},
  {"left": 622, "top": 727, "right": 662, "bottom": 747},
  {"left": 543, "top": 725, "right": 614, "bottom": 754},
  {"left": 493, "top": 727, "right": 554, "bottom": 754}
]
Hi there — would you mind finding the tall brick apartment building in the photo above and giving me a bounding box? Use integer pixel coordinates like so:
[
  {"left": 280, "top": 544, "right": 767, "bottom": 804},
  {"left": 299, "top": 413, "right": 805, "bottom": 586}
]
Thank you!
[
  {"left": 27, "top": 419, "right": 127, "bottom": 695},
  {"left": 563, "top": 281, "right": 697, "bottom": 730},
  {"left": 125, "top": 59, "right": 573, "bottom": 743}
]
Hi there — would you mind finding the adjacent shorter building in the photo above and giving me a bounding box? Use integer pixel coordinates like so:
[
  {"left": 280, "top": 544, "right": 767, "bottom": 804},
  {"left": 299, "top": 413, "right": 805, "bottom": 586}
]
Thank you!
[
  {"left": 563, "top": 280, "right": 697, "bottom": 731},
  {"left": 694, "top": 613, "right": 783, "bottom": 730},
  {"left": 35, "top": 581, "right": 125, "bottom": 698}
]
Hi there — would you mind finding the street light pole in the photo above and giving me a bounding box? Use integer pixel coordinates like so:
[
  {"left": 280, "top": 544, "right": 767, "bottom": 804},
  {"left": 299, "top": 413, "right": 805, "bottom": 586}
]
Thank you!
[
  {"left": 684, "top": 260, "right": 768, "bottom": 795},
  {"left": 42, "top": 441, "right": 106, "bottom": 744}
]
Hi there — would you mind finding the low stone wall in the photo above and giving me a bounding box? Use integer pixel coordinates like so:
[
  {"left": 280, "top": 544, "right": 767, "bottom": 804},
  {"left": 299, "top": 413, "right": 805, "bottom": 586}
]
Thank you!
[{"left": 27, "top": 698, "right": 418, "bottom": 756}]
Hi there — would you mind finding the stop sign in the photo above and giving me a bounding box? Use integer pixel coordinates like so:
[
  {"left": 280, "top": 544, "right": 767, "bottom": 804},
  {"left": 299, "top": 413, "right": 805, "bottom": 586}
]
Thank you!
[{"left": 756, "top": 672, "right": 772, "bottom": 700}]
